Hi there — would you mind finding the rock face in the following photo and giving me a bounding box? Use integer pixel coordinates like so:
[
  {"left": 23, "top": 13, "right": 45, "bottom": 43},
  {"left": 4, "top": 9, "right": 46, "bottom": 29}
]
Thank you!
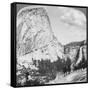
[
  {"left": 17, "top": 7, "right": 64, "bottom": 62},
  {"left": 17, "top": 8, "right": 52, "bottom": 56},
  {"left": 64, "top": 40, "right": 87, "bottom": 70}
]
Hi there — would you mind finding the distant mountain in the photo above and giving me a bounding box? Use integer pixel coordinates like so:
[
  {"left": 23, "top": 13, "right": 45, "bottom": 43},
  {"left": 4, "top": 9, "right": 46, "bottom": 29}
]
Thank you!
[{"left": 64, "top": 40, "right": 86, "bottom": 48}]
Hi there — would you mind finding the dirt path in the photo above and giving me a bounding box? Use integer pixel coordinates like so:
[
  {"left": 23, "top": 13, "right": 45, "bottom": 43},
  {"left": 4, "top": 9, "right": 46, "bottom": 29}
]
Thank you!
[{"left": 46, "top": 69, "right": 87, "bottom": 84}]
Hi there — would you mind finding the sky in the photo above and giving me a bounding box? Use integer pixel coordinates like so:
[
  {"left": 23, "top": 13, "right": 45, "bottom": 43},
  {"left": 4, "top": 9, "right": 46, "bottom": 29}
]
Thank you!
[
  {"left": 46, "top": 6, "right": 86, "bottom": 45},
  {"left": 17, "top": 4, "right": 87, "bottom": 45}
]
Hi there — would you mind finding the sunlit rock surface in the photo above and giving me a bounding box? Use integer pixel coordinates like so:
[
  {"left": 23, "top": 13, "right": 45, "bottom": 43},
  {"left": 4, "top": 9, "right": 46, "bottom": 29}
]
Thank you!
[{"left": 17, "top": 7, "right": 64, "bottom": 61}]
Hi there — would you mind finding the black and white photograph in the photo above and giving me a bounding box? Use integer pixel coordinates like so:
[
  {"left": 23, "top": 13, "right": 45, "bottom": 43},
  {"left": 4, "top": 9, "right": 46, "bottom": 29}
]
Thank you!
[{"left": 11, "top": 2, "right": 88, "bottom": 87}]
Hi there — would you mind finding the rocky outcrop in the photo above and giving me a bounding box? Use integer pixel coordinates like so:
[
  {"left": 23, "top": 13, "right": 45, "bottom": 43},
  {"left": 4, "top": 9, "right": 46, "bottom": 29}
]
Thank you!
[
  {"left": 17, "top": 7, "right": 64, "bottom": 62},
  {"left": 64, "top": 40, "right": 87, "bottom": 70},
  {"left": 17, "top": 7, "right": 53, "bottom": 56}
]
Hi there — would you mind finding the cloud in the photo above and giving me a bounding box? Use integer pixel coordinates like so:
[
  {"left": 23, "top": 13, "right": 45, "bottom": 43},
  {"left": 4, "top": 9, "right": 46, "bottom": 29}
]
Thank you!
[
  {"left": 45, "top": 6, "right": 86, "bottom": 45},
  {"left": 58, "top": 7, "right": 86, "bottom": 29}
]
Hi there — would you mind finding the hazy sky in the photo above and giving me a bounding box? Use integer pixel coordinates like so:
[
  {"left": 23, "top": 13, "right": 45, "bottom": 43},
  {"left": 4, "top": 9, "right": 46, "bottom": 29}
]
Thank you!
[
  {"left": 17, "top": 4, "right": 87, "bottom": 45},
  {"left": 46, "top": 6, "right": 86, "bottom": 45}
]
